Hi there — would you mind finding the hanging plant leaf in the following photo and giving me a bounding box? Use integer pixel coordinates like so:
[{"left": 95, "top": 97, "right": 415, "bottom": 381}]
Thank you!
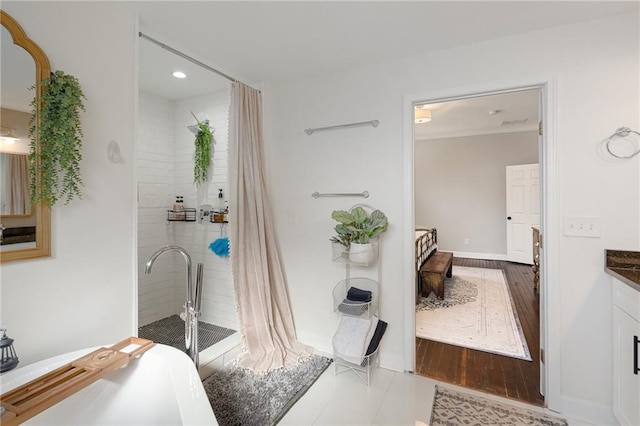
[
  {"left": 28, "top": 70, "right": 86, "bottom": 206},
  {"left": 192, "top": 114, "right": 214, "bottom": 185}
]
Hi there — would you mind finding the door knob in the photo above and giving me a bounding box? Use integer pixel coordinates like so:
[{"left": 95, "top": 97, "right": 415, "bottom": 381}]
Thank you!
[{"left": 507, "top": 216, "right": 512, "bottom": 220}]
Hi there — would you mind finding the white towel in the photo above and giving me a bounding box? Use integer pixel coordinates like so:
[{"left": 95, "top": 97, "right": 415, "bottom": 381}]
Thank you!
[{"left": 332, "top": 315, "right": 379, "bottom": 365}]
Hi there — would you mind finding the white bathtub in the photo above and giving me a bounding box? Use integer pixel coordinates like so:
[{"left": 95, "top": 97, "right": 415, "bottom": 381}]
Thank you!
[{"left": 0, "top": 343, "right": 217, "bottom": 425}]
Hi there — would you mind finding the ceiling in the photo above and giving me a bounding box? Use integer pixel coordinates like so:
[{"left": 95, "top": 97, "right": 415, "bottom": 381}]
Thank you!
[
  {"left": 3, "top": 2, "right": 637, "bottom": 144},
  {"left": 132, "top": 1, "right": 637, "bottom": 138},
  {"left": 134, "top": 1, "right": 638, "bottom": 101},
  {"left": 414, "top": 90, "right": 540, "bottom": 140}
]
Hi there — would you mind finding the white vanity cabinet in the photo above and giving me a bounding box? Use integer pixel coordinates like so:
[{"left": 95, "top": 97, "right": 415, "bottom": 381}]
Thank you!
[{"left": 612, "top": 277, "right": 640, "bottom": 426}]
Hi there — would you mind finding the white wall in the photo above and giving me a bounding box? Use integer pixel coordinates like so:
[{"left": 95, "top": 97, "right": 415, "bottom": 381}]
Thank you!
[
  {"left": 137, "top": 89, "right": 237, "bottom": 330},
  {"left": 138, "top": 92, "right": 180, "bottom": 325},
  {"left": 415, "top": 131, "right": 538, "bottom": 256},
  {"left": 0, "top": 2, "right": 137, "bottom": 365},
  {"left": 263, "top": 12, "right": 639, "bottom": 423}
]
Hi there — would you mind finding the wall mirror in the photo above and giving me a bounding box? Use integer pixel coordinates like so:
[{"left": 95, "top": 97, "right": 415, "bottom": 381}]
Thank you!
[{"left": 0, "top": 10, "right": 51, "bottom": 262}]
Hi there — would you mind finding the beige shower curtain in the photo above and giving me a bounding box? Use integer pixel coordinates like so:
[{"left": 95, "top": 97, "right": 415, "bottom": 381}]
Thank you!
[
  {"left": 228, "top": 82, "right": 313, "bottom": 372},
  {"left": 8, "top": 154, "right": 29, "bottom": 215}
]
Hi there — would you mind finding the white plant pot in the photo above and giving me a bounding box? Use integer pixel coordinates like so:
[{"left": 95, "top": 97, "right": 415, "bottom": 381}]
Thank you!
[{"left": 349, "top": 242, "right": 374, "bottom": 264}]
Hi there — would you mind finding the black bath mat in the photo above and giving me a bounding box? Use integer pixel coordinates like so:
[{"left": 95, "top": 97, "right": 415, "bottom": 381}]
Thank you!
[{"left": 138, "top": 314, "right": 236, "bottom": 352}]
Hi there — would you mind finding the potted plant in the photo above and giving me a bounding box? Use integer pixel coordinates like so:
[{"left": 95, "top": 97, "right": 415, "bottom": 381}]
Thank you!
[
  {"left": 29, "top": 70, "right": 86, "bottom": 206},
  {"left": 330, "top": 206, "right": 388, "bottom": 264},
  {"left": 190, "top": 112, "right": 214, "bottom": 185}
]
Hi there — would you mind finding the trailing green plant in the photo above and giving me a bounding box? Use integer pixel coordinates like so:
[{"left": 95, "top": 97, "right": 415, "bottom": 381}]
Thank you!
[
  {"left": 192, "top": 114, "right": 214, "bottom": 185},
  {"left": 28, "top": 70, "right": 86, "bottom": 206},
  {"left": 330, "top": 206, "right": 389, "bottom": 246}
]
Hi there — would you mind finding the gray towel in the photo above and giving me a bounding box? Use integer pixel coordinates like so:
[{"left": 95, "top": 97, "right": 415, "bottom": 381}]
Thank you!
[
  {"left": 332, "top": 315, "right": 379, "bottom": 365},
  {"left": 337, "top": 298, "right": 369, "bottom": 316}
]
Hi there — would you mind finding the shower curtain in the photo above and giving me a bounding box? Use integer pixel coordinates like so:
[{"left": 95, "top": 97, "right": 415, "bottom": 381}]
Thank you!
[
  {"left": 5, "top": 154, "right": 29, "bottom": 214},
  {"left": 228, "top": 82, "right": 313, "bottom": 372}
]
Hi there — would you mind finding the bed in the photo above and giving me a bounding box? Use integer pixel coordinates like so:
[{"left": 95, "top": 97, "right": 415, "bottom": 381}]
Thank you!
[{"left": 415, "top": 227, "right": 438, "bottom": 298}]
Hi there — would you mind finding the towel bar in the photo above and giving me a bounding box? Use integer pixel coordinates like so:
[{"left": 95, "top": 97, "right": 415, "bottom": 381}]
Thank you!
[
  {"left": 304, "top": 120, "right": 379, "bottom": 136},
  {"left": 312, "top": 191, "right": 369, "bottom": 199}
]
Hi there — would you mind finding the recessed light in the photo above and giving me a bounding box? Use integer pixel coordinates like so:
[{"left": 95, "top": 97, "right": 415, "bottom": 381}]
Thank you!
[{"left": 172, "top": 71, "right": 186, "bottom": 79}]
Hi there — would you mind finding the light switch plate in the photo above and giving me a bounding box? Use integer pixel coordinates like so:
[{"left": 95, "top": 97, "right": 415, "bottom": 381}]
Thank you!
[{"left": 563, "top": 216, "right": 601, "bottom": 238}]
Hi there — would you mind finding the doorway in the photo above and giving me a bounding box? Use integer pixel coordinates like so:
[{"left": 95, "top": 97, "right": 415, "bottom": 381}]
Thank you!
[{"left": 403, "top": 82, "right": 555, "bottom": 406}]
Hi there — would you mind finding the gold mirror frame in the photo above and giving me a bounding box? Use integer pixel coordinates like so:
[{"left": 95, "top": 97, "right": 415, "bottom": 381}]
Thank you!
[{"left": 0, "top": 10, "right": 51, "bottom": 262}]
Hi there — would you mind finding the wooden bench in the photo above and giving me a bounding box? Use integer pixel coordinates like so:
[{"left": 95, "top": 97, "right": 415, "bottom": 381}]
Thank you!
[{"left": 420, "top": 251, "right": 453, "bottom": 300}]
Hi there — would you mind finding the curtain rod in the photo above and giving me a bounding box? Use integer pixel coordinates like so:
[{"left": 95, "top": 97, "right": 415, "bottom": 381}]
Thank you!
[{"left": 139, "top": 32, "right": 242, "bottom": 85}]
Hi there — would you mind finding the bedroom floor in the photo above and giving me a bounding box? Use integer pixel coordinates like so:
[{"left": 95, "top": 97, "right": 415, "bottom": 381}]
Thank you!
[{"left": 415, "top": 257, "right": 543, "bottom": 405}]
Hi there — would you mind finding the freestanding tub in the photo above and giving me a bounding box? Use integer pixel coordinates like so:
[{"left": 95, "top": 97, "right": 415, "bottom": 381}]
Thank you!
[{"left": 0, "top": 343, "right": 217, "bottom": 425}]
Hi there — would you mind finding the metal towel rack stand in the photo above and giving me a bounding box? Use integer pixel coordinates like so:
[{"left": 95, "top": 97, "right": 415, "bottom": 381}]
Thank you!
[
  {"left": 312, "top": 191, "right": 369, "bottom": 199},
  {"left": 605, "top": 127, "right": 640, "bottom": 159},
  {"left": 304, "top": 120, "right": 379, "bottom": 136}
]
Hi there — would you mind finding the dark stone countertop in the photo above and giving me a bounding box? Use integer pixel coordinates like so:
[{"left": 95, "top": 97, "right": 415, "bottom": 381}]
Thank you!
[{"left": 605, "top": 249, "right": 640, "bottom": 293}]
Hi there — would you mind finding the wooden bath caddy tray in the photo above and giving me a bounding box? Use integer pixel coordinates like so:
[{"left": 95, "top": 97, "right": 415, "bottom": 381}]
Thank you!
[{"left": 0, "top": 337, "right": 154, "bottom": 426}]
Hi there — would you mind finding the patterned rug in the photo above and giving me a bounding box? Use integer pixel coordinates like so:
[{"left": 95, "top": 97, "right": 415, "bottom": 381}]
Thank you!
[
  {"left": 202, "top": 354, "right": 332, "bottom": 426},
  {"left": 430, "top": 385, "right": 568, "bottom": 425},
  {"left": 416, "top": 266, "right": 532, "bottom": 361}
]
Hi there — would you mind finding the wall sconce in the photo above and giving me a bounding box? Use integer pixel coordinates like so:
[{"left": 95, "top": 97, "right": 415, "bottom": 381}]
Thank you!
[{"left": 415, "top": 108, "right": 432, "bottom": 124}]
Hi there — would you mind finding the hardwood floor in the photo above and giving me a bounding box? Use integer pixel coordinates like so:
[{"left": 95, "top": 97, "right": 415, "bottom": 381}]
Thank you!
[{"left": 415, "top": 257, "right": 544, "bottom": 406}]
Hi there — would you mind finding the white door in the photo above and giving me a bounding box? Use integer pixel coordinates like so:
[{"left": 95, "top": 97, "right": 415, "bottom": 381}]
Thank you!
[{"left": 506, "top": 163, "right": 539, "bottom": 264}]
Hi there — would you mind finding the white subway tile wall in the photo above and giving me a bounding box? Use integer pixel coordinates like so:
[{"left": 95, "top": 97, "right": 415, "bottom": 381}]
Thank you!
[{"left": 137, "top": 90, "right": 237, "bottom": 331}]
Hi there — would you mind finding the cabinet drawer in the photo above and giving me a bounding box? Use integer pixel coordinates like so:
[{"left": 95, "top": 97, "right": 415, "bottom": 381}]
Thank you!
[{"left": 613, "top": 278, "right": 640, "bottom": 322}]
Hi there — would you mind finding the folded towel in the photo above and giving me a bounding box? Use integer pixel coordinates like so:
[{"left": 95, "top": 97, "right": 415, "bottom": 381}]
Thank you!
[
  {"left": 361, "top": 320, "right": 387, "bottom": 366},
  {"left": 337, "top": 298, "right": 369, "bottom": 316},
  {"left": 332, "top": 315, "right": 379, "bottom": 365},
  {"left": 346, "top": 286, "right": 372, "bottom": 302}
]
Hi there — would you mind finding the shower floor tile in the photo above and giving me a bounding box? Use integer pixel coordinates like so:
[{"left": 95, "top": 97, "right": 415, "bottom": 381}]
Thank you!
[{"left": 138, "top": 314, "right": 236, "bottom": 353}]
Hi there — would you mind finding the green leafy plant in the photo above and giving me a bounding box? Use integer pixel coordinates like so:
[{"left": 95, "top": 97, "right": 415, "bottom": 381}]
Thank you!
[
  {"left": 28, "top": 70, "right": 86, "bottom": 206},
  {"left": 330, "top": 206, "right": 389, "bottom": 246},
  {"left": 192, "top": 113, "right": 214, "bottom": 185}
]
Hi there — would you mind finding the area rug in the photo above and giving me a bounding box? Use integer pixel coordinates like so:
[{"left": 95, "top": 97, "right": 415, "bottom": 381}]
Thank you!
[
  {"left": 202, "top": 354, "right": 332, "bottom": 426},
  {"left": 430, "top": 385, "right": 568, "bottom": 425},
  {"left": 416, "top": 266, "right": 532, "bottom": 361}
]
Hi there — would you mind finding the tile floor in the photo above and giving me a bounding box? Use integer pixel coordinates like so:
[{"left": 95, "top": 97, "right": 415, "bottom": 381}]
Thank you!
[{"left": 279, "top": 363, "right": 592, "bottom": 425}]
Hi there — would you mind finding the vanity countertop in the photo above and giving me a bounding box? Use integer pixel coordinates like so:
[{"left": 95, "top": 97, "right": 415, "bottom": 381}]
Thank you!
[{"left": 605, "top": 249, "right": 640, "bottom": 293}]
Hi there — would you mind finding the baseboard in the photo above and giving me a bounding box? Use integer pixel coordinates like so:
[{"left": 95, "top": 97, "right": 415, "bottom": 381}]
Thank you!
[
  {"left": 298, "top": 331, "right": 333, "bottom": 357},
  {"left": 450, "top": 251, "right": 508, "bottom": 261},
  {"left": 559, "top": 395, "right": 617, "bottom": 425}
]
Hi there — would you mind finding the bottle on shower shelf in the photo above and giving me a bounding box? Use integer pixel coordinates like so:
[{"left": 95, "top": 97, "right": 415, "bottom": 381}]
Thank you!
[
  {"left": 213, "top": 189, "right": 225, "bottom": 223},
  {"left": 178, "top": 196, "right": 186, "bottom": 220},
  {"left": 172, "top": 196, "right": 181, "bottom": 220},
  {"left": 217, "top": 189, "right": 224, "bottom": 211},
  {"left": 172, "top": 196, "right": 185, "bottom": 221}
]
